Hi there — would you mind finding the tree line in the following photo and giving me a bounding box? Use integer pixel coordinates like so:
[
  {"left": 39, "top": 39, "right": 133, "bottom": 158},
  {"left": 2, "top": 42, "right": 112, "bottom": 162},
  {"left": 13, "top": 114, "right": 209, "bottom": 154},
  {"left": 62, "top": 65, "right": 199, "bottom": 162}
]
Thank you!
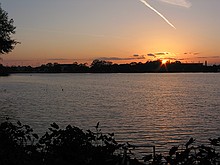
[{"left": 2, "top": 59, "right": 220, "bottom": 74}]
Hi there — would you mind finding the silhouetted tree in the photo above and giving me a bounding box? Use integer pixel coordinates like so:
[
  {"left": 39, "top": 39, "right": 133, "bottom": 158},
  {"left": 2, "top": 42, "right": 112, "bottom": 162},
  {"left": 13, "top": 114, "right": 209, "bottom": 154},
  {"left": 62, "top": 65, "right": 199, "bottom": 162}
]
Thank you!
[
  {"left": 90, "top": 59, "right": 113, "bottom": 73},
  {"left": 91, "top": 59, "right": 113, "bottom": 68},
  {"left": 0, "top": 3, "right": 19, "bottom": 55}
]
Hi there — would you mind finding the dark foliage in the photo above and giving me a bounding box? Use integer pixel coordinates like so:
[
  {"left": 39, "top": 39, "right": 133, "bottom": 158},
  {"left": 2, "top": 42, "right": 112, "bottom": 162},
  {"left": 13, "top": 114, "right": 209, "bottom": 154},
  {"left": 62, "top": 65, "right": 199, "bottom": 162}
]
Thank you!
[
  {"left": 0, "top": 120, "right": 39, "bottom": 165},
  {"left": 0, "top": 64, "right": 9, "bottom": 76},
  {"left": 5, "top": 60, "right": 220, "bottom": 73},
  {"left": 143, "top": 137, "right": 220, "bottom": 165},
  {"left": 0, "top": 120, "right": 220, "bottom": 165},
  {"left": 0, "top": 120, "right": 126, "bottom": 165},
  {"left": 0, "top": 4, "right": 19, "bottom": 54}
]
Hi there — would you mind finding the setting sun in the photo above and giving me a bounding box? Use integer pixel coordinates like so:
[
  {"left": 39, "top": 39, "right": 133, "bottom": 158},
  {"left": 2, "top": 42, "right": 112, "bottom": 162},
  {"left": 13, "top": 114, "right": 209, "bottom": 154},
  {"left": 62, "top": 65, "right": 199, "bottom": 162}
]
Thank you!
[{"left": 162, "top": 59, "right": 168, "bottom": 64}]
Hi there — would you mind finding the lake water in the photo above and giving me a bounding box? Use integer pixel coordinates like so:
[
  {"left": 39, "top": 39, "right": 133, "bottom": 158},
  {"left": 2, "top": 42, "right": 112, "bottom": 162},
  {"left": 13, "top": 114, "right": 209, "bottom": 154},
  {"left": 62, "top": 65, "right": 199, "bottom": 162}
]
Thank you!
[{"left": 0, "top": 73, "right": 220, "bottom": 154}]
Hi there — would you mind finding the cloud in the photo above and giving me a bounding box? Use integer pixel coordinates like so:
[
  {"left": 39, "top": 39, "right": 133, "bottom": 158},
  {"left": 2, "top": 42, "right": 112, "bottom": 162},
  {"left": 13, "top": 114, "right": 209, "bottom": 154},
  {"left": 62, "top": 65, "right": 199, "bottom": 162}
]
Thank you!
[
  {"left": 48, "top": 58, "right": 70, "bottom": 61},
  {"left": 175, "top": 55, "right": 220, "bottom": 61},
  {"left": 184, "top": 52, "right": 200, "bottom": 55},
  {"left": 155, "top": 52, "right": 169, "bottom": 56},
  {"left": 98, "top": 55, "right": 146, "bottom": 61},
  {"left": 98, "top": 57, "right": 135, "bottom": 61},
  {"left": 147, "top": 52, "right": 171, "bottom": 56},
  {"left": 163, "top": 57, "right": 177, "bottom": 60},
  {"left": 197, "top": 56, "right": 220, "bottom": 59},
  {"left": 159, "top": 0, "right": 192, "bottom": 8},
  {"left": 147, "top": 53, "right": 156, "bottom": 57},
  {"left": 133, "top": 54, "right": 146, "bottom": 59},
  {"left": 147, "top": 52, "right": 178, "bottom": 60}
]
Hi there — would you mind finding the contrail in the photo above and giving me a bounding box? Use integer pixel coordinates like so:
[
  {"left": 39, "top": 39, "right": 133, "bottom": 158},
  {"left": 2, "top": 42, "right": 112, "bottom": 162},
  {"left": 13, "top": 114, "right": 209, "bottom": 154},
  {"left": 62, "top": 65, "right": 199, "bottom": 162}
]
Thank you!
[{"left": 139, "top": 0, "right": 176, "bottom": 29}]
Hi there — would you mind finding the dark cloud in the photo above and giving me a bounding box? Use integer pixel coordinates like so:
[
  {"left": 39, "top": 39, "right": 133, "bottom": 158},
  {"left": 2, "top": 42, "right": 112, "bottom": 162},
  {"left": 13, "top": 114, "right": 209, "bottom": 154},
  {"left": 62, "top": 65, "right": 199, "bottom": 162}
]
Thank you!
[
  {"left": 147, "top": 53, "right": 156, "bottom": 57},
  {"left": 98, "top": 55, "right": 146, "bottom": 61},
  {"left": 163, "top": 57, "right": 177, "bottom": 60},
  {"left": 48, "top": 58, "right": 70, "bottom": 61},
  {"left": 197, "top": 56, "right": 220, "bottom": 59},
  {"left": 137, "top": 55, "right": 146, "bottom": 59},
  {"left": 147, "top": 52, "right": 171, "bottom": 57},
  {"left": 133, "top": 54, "right": 146, "bottom": 59},
  {"left": 155, "top": 52, "right": 167, "bottom": 56},
  {"left": 184, "top": 52, "right": 200, "bottom": 55},
  {"left": 98, "top": 57, "right": 137, "bottom": 61}
]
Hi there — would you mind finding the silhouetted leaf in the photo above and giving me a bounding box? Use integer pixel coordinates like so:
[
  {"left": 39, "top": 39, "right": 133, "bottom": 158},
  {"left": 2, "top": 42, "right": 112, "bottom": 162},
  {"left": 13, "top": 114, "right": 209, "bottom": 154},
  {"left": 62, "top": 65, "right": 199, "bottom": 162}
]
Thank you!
[
  {"left": 169, "top": 146, "right": 179, "bottom": 156},
  {"left": 17, "top": 121, "right": 21, "bottom": 126},
  {"left": 66, "top": 125, "right": 72, "bottom": 130},
  {"left": 209, "top": 138, "right": 220, "bottom": 146},
  {"left": 95, "top": 122, "right": 99, "bottom": 129},
  {"left": 32, "top": 133, "right": 39, "bottom": 139},
  {"left": 51, "top": 122, "right": 59, "bottom": 129},
  {"left": 143, "top": 154, "right": 152, "bottom": 162},
  {"left": 27, "top": 135, "right": 31, "bottom": 141},
  {"left": 108, "top": 133, "right": 114, "bottom": 137}
]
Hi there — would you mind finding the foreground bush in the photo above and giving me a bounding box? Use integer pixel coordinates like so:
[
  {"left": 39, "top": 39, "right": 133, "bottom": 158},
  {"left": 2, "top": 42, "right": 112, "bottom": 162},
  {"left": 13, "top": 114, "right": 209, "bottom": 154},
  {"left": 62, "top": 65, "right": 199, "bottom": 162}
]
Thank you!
[
  {"left": 0, "top": 119, "right": 220, "bottom": 165},
  {"left": 149, "top": 137, "right": 220, "bottom": 165},
  {"left": 0, "top": 120, "right": 125, "bottom": 165}
]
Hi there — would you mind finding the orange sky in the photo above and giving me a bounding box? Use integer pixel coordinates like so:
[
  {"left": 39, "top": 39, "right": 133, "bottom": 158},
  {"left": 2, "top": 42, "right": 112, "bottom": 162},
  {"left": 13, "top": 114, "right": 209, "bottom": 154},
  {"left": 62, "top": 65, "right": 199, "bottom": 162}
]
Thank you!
[{"left": 1, "top": 0, "right": 220, "bottom": 66}]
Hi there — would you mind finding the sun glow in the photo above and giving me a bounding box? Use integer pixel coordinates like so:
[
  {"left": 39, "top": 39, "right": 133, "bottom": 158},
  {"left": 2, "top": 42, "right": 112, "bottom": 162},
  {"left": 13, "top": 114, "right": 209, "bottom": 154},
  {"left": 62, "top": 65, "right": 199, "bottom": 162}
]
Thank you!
[{"left": 162, "top": 59, "right": 168, "bottom": 64}]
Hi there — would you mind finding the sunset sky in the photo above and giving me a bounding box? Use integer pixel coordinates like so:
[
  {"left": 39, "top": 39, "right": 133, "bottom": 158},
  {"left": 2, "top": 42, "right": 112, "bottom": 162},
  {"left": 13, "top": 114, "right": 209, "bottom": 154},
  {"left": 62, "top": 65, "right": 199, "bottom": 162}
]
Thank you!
[{"left": 1, "top": 0, "right": 220, "bottom": 66}]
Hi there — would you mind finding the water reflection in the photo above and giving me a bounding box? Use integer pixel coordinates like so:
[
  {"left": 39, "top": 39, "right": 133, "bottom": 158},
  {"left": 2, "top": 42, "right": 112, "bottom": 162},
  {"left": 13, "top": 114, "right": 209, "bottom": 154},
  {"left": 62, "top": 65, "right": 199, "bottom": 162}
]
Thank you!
[{"left": 0, "top": 73, "right": 219, "bottom": 152}]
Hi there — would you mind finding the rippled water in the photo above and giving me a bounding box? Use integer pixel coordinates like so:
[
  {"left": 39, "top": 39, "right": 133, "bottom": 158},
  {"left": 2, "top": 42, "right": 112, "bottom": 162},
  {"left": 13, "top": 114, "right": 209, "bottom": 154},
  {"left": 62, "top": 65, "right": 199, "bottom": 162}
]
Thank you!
[{"left": 0, "top": 73, "right": 220, "bottom": 153}]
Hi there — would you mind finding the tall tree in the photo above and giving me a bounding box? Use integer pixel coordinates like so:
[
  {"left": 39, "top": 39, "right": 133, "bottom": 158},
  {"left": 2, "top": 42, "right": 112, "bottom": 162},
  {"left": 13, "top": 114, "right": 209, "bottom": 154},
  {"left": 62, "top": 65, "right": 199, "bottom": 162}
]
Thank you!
[{"left": 0, "top": 4, "right": 18, "bottom": 55}]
